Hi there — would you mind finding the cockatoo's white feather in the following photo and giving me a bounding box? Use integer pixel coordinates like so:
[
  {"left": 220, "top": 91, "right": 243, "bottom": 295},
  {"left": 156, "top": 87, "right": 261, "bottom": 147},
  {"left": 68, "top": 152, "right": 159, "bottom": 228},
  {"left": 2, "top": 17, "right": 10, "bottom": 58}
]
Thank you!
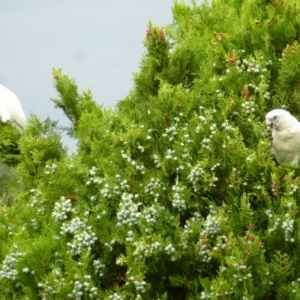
[
  {"left": 265, "top": 108, "right": 300, "bottom": 165},
  {"left": 0, "top": 84, "right": 26, "bottom": 132}
]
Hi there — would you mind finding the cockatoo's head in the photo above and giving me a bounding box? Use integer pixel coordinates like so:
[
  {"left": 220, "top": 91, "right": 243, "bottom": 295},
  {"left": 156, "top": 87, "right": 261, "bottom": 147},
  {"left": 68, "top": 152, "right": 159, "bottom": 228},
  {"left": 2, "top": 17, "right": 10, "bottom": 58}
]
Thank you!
[
  {"left": 0, "top": 84, "right": 26, "bottom": 133},
  {"left": 265, "top": 109, "right": 299, "bottom": 131}
]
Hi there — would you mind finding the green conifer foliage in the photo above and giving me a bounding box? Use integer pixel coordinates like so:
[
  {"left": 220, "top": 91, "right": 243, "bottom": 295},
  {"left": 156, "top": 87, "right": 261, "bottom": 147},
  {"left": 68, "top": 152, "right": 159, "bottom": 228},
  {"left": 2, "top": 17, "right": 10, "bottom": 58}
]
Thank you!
[
  {"left": 0, "top": 124, "right": 22, "bottom": 166},
  {"left": 2, "top": 0, "right": 300, "bottom": 299}
]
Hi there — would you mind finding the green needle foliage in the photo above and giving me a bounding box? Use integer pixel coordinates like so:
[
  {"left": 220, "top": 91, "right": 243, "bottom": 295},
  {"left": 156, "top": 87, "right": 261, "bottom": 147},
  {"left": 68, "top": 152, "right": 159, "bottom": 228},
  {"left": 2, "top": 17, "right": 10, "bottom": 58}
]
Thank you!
[
  {"left": 0, "top": 124, "right": 22, "bottom": 166},
  {"left": 2, "top": 0, "right": 300, "bottom": 299}
]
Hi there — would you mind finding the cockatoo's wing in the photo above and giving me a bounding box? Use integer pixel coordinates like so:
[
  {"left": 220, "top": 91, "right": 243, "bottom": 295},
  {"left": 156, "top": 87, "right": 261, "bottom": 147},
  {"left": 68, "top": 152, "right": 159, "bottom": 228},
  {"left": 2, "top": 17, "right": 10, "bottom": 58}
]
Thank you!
[
  {"left": 265, "top": 109, "right": 300, "bottom": 165},
  {"left": 0, "top": 84, "right": 26, "bottom": 132}
]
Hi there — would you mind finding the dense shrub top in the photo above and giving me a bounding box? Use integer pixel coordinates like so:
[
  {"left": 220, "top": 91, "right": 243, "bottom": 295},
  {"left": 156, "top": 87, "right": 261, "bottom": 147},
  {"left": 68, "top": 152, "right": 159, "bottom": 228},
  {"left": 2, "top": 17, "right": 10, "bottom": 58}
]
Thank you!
[{"left": 1, "top": 0, "right": 300, "bottom": 299}]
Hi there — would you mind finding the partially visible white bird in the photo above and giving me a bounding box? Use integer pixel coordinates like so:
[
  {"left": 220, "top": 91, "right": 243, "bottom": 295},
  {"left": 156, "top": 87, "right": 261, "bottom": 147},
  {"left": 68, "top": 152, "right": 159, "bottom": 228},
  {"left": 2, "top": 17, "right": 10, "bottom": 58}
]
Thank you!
[
  {"left": 0, "top": 84, "right": 26, "bottom": 132},
  {"left": 265, "top": 108, "right": 300, "bottom": 165}
]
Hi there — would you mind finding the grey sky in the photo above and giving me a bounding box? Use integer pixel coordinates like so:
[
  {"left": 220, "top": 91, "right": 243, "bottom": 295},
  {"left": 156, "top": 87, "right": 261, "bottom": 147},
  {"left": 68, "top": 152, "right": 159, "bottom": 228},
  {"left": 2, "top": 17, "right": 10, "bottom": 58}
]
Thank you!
[{"left": 0, "top": 0, "right": 196, "bottom": 150}]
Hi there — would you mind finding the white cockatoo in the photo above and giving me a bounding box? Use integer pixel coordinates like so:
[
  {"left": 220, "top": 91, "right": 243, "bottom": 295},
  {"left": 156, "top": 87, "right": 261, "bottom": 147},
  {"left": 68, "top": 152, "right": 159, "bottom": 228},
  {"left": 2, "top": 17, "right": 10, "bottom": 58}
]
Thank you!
[
  {"left": 0, "top": 84, "right": 26, "bottom": 132},
  {"left": 265, "top": 108, "right": 300, "bottom": 165}
]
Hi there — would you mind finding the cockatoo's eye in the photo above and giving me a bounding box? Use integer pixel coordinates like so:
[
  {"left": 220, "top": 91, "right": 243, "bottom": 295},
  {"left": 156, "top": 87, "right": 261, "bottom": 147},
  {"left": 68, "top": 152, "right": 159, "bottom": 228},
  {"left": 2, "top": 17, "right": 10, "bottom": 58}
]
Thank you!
[{"left": 273, "top": 116, "right": 279, "bottom": 123}]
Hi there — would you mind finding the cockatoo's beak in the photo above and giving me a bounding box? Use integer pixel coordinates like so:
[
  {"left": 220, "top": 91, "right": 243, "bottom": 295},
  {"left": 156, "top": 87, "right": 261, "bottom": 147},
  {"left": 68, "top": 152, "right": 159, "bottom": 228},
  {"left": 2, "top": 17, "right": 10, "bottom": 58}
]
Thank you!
[{"left": 266, "top": 117, "right": 273, "bottom": 128}]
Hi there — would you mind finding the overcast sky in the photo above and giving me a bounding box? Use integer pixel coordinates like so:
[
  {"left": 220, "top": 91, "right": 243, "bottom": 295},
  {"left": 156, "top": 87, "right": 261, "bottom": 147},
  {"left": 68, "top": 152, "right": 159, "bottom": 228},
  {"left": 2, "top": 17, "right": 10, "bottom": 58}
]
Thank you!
[{"left": 0, "top": 0, "right": 196, "bottom": 151}]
